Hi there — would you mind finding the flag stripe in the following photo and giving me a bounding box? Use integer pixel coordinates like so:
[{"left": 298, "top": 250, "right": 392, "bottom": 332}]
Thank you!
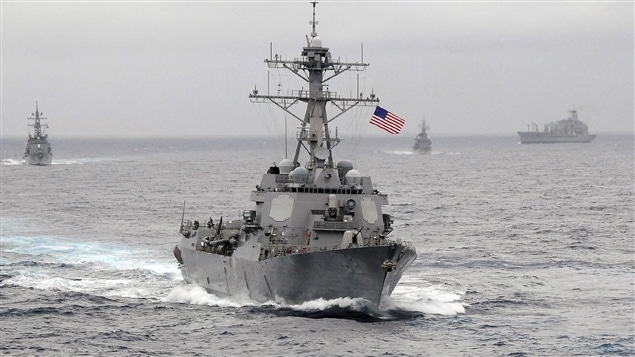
[
  {"left": 370, "top": 117, "right": 403, "bottom": 134},
  {"left": 369, "top": 106, "right": 405, "bottom": 134},
  {"left": 370, "top": 117, "right": 402, "bottom": 134}
]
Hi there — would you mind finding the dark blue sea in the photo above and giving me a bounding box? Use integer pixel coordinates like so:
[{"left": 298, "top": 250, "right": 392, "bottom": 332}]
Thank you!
[{"left": 1, "top": 134, "right": 633, "bottom": 356}]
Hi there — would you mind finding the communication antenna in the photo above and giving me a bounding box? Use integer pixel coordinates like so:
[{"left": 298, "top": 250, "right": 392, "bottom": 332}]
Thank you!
[{"left": 310, "top": 1, "right": 318, "bottom": 38}]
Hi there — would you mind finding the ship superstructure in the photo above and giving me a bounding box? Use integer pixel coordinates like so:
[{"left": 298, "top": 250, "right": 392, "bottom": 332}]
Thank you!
[
  {"left": 173, "top": 3, "right": 417, "bottom": 306},
  {"left": 23, "top": 102, "right": 53, "bottom": 165}
]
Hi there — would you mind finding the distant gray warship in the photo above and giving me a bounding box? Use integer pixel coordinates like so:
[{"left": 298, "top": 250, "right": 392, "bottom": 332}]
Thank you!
[
  {"left": 23, "top": 102, "right": 53, "bottom": 165},
  {"left": 173, "top": 3, "right": 417, "bottom": 306},
  {"left": 413, "top": 119, "right": 431, "bottom": 153},
  {"left": 518, "top": 110, "right": 596, "bottom": 144}
]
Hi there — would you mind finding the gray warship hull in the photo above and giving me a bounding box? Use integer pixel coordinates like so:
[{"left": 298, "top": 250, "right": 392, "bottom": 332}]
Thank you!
[
  {"left": 517, "top": 131, "right": 596, "bottom": 144},
  {"left": 24, "top": 142, "right": 53, "bottom": 165},
  {"left": 413, "top": 138, "right": 431, "bottom": 153},
  {"left": 176, "top": 243, "right": 416, "bottom": 305}
]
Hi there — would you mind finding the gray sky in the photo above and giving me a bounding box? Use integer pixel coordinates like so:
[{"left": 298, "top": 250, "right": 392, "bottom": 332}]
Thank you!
[{"left": 2, "top": 1, "right": 633, "bottom": 138}]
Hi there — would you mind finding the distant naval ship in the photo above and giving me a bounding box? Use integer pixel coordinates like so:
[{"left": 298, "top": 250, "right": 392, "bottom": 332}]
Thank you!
[
  {"left": 23, "top": 102, "right": 53, "bottom": 165},
  {"left": 413, "top": 119, "right": 432, "bottom": 153},
  {"left": 518, "top": 110, "right": 596, "bottom": 144},
  {"left": 173, "top": 3, "right": 417, "bottom": 306}
]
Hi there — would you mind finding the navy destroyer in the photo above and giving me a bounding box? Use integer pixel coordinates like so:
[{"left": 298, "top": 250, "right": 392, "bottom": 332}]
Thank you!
[
  {"left": 518, "top": 110, "right": 596, "bottom": 144},
  {"left": 413, "top": 119, "right": 432, "bottom": 153},
  {"left": 23, "top": 102, "right": 53, "bottom": 165},
  {"left": 173, "top": 3, "right": 417, "bottom": 306}
]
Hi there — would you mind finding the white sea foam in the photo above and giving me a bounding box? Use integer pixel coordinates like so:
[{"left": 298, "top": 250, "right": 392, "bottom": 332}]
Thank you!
[
  {"left": 52, "top": 159, "right": 85, "bottom": 165},
  {"left": 4, "top": 271, "right": 180, "bottom": 302},
  {"left": 163, "top": 285, "right": 250, "bottom": 307},
  {"left": 4, "top": 235, "right": 178, "bottom": 275},
  {"left": 283, "top": 296, "right": 372, "bottom": 311},
  {"left": 4, "top": 272, "right": 127, "bottom": 292},
  {"left": 1, "top": 158, "right": 24, "bottom": 166},
  {"left": 388, "top": 282, "right": 467, "bottom": 315},
  {"left": 2, "top": 235, "right": 181, "bottom": 301}
]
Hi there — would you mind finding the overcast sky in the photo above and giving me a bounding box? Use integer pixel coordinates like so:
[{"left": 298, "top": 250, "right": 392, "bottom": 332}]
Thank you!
[{"left": 2, "top": 1, "right": 633, "bottom": 138}]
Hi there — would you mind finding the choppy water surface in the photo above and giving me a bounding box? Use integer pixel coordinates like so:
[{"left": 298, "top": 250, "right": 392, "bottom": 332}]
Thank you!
[{"left": 1, "top": 135, "right": 633, "bottom": 356}]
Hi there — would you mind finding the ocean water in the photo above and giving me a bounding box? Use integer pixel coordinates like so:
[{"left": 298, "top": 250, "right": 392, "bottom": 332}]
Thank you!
[{"left": 1, "top": 134, "right": 633, "bottom": 356}]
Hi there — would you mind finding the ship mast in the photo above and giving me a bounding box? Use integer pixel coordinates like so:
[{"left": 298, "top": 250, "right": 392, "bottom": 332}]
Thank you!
[
  {"left": 28, "top": 101, "right": 47, "bottom": 138},
  {"left": 249, "top": 1, "right": 379, "bottom": 175},
  {"left": 569, "top": 110, "right": 578, "bottom": 121}
]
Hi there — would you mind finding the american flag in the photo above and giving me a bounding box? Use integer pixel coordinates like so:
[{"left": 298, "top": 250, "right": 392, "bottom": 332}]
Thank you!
[{"left": 369, "top": 106, "right": 405, "bottom": 134}]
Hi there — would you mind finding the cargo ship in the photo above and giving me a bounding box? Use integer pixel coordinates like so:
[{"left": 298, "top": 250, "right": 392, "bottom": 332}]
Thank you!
[{"left": 518, "top": 110, "right": 596, "bottom": 144}]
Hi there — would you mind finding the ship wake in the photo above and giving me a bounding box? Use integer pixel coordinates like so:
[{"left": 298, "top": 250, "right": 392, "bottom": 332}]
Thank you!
[{"left": 163, "top": 284, "right": 466, "bottom": 322}]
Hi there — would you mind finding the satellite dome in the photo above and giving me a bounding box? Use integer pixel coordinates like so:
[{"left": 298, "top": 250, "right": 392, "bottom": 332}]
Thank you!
[
  {"left": 278, "top": 159, "right": 294, "bottom": 174},
  {"left": 310, "top": 36, "right": 323, "bottom": 48},
  {"left": 289, "top": 167, "right": 309, "bottom": 183},
  {"left": 336, "top": 160, "right": 354, "bottom": 178},
  {"left": 345, "top": 169, "right": 362, "bottom": 186}
]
